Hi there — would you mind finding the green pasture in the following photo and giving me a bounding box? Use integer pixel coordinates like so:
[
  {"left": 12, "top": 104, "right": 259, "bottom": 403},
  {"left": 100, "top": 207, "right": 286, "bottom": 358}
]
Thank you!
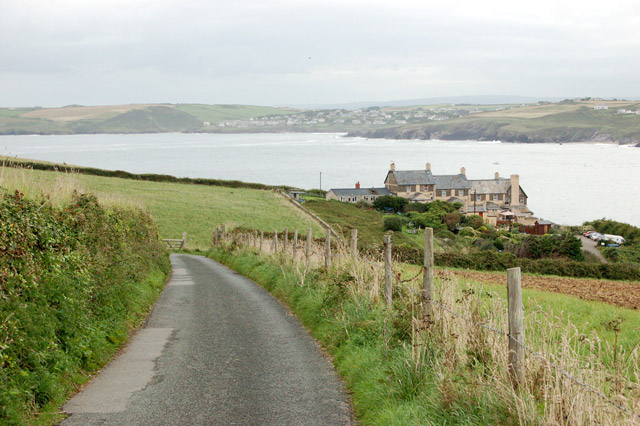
[{"left": 0, "top": 166, "right": 325, "bottom": 249}]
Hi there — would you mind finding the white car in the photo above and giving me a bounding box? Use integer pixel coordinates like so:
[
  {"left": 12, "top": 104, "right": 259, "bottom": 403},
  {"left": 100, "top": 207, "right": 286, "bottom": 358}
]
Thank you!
[{"left": 589, "top": 232, "right": 604, "bottom": 241}]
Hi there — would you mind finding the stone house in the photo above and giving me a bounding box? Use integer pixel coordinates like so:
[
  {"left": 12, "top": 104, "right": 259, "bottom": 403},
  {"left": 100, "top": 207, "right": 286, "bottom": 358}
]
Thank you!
[{"left": 384, "top": 163, "right": 533, "bottom": 226}]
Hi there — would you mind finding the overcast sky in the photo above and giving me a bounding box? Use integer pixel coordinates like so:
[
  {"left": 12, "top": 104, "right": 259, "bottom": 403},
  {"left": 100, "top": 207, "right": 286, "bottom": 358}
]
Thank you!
[{"left": 1, "top": 0, "right": 639, "bottom": 107}]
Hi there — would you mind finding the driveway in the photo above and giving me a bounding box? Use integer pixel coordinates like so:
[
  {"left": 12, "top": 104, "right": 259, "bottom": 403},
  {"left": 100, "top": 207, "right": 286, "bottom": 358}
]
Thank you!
[{"left": 579, "top": 235, "right": 608, "bottom": 264}]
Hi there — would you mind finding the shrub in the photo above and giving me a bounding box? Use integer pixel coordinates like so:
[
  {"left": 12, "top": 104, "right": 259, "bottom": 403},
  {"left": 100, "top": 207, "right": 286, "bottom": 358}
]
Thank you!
[
  {"left": 384, "top": 216, "right": 404, "bottom": 232},
  {"left": 0, "top": 190, "right": 169, "bottom": 423},
  {"left": 458, "top": 226, "right": 476, "bottom": 237},
  {"left": 373, "top": 195, "right": 408, "bottom": 213},
  {"left": 465, "top": 215, "right": 484, "bottom": 229}
]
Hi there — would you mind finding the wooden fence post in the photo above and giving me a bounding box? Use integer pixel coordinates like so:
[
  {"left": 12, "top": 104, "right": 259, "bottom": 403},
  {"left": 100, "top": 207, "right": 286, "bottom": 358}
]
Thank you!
[
  {"left": 305, "top": 228, "right": 312, "bottom": 264},
  {"left": 260, "top": 231, "right": 264, "bottom": 251},
  {"left": 422, "top": 228, "right": 434, "bottom": 321},
  {"left": 221, "top": 224, "right": 226, "bottom": 240},
  {"left": 254, "top": 230, "right": 258, "bottom": 248},
  {"left": 384, "top": 235, "right": 393, "bottom": 307},
  {"left": 507, "top": 267, "right": 525, "bottom": 387},
  {"left": 350, "top": 228, "right": 358, "bottom": 260},
  {"left": 283, "top": 228, "right": 288, "bottom": 252},
  {"left": 214, "top": 227, "right": 219, "bottom": 245},
  {"left": 181, "top": 232, "right": 187, "bottom": 249},
  {"left": 325, "top": 228, "right": 331, "bottom": 269},
  {"left": 293, "top": 229, "right": 298, "bottom": 260},
  {"left": 274, "top": 229, "right": 279, "bottom": 253}
]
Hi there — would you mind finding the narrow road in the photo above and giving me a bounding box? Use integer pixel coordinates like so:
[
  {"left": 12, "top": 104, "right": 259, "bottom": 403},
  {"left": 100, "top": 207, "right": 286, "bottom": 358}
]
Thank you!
[
  {"left": 61, "top": 254, "right": 352, "bottom": 425},
  {"left": 579, "top": 235, "right": 608, "bottom": 263}
]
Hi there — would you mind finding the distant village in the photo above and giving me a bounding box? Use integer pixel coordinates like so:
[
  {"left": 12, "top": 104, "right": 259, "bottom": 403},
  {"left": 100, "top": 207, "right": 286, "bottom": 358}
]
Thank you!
[
  {"left": 324, "top": 163, "right": 552, "bottom": 233},
  {"left": 213, "top": 106, "right": 488, "bottom": 129}
]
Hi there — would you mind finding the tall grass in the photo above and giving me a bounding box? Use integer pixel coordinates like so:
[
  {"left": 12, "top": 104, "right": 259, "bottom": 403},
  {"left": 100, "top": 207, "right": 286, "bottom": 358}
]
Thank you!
[
  {"left": 212, "top": 230, "right": 640, "bottom": 425},
  {"left": 0, "top": 163, "right": 324, "bottom": 248},
  {"left": 0, "top": 162, "right": 142, "bottom": 210}
]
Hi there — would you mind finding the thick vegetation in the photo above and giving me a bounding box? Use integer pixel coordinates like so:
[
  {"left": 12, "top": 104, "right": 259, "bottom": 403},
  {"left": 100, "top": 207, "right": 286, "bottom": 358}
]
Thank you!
[
  {"left": 307, "top": 198, "right": 640, "bottom": 281},
  {"left": 0, "top": 190, "right": 169, "bottom": 425}
]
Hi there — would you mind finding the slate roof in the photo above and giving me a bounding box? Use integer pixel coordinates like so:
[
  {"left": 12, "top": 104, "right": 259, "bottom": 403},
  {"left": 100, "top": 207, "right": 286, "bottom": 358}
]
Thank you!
[
  {"left": 328, "top": 187, "right": 391, "bottom": 197},
  {"left": 391, "top": 170, "right": 436, "bottom": 185},
  {"left": 432, "top": 174, "right": 471, "bottom": 190},
  {"left": 469, "top": 178, "right": 510, "bottom": 194}
]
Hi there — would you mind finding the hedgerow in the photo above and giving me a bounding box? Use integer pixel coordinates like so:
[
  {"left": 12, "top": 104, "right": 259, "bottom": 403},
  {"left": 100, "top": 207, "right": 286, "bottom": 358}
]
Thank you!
[{"left": 0, "top": 190, "right": 169, "bottom": 424}]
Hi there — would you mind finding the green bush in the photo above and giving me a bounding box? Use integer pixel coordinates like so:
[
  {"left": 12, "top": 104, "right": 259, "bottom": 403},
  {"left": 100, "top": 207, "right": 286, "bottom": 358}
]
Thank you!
[
  {"left": 373, "top": 195, "right": 408, "bottom": 213},
  {"left": 0, "top": 190, "right": 169, "bottom": 424},
  {"left": 384, "top": 216, "right": 404, "bottom": 232},
  {"left": 458, "top": 226, "right": 476, "bottom": 237}
]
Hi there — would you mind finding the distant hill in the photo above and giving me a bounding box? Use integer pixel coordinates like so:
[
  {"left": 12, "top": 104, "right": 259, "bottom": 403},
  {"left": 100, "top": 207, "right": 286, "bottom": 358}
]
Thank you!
[
  {"left": 0, "top": 104, "right": 300, "bottom": 135},
  {"left": 1, "top": 100, "right": 639, "bottom": 145},
  {"left": 349, "top": 100, "right": 640, "bottom": 145},
  {"left": 287, "top": 95, "right": 567, "bottom": 110}
]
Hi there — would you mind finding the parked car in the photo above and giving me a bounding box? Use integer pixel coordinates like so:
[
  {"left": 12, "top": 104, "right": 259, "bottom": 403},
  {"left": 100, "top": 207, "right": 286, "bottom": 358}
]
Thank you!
[
  {"left": 589, "top": 232, "right": 604, "bottom": 241},
  {"left": 603, "top": 234, "right": 626, "bottom": 245},
  {"left": 583, "top": 231, "right": 595, "bottom": 237}
]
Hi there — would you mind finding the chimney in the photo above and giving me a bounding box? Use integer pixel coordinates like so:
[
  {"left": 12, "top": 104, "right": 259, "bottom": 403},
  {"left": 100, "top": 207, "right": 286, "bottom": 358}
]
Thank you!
[
  {"left": 426, "top": 163, "right": 431, "bottom": 172},
  {"left": 510, "top": 174, "right": 520, "bottom": 205},
  {"left": 355, "top": 181, "right": 360, "bottom": 189},
  {"left": 390, "top": 162, "right": 396, "bottom": 171},
  {"left": 495, "top": 172, "right": 500, "bottom": 179},
  {"left": 460, "top": 167, "right": 466, "bottom": 175}
]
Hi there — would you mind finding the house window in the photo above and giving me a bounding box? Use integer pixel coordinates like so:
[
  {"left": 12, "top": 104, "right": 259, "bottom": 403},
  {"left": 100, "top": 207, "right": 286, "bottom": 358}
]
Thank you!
[
  {"left": 406, "top": 185, "right": 411, "bottom": 192},
  {"left": 476, "top": 194, "right": 482, "bottom": 201},
  {"left": 423, "top": 185, "right": 428, "bottom": 191},
  {"left": 520, "top": 197, "right": 525, "bottom": 204},
  {"left": 441, "top": 190, "right": 446, "bottom": 197},
  {"left": 457, "top": 189, "right": 463, "bottom": 196},
  {"left": 492, "top": 194, "right": 498, "bottom": 201},
  {"left": 341, "top": 197, "right": 345, "bottom": 201}
]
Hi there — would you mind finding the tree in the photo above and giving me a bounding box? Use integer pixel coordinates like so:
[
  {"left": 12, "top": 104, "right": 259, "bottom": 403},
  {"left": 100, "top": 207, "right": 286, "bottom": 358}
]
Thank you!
[
  {"left": 443, "top": 212, "right": 462, "bottom": 232},
  {"left": 372, "top": 195, "right": 408, "bottom": 213}
]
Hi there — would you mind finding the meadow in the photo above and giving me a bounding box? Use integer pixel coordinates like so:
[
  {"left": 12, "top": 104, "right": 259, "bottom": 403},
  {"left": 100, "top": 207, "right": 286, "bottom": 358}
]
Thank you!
[{"left": 0, "top": 164, "right": 325, "bottom": 249}]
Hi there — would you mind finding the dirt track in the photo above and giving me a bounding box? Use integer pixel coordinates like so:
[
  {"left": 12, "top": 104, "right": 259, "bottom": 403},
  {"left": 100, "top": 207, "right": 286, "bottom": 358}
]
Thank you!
[{"left": 442, "top": 269, "right": 640, "bottom": 310}]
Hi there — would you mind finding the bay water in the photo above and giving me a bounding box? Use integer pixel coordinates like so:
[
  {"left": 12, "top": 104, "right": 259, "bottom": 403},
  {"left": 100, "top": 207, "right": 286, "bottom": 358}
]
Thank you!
[{"left": 1, "top": 133, "right": 638, "bottom": 227}]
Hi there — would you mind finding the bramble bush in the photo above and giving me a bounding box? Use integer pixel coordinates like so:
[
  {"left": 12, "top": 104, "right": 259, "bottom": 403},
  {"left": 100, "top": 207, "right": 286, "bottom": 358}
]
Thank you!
[{"left": 0, "top": 190, "right": 169, "bottom": 424}]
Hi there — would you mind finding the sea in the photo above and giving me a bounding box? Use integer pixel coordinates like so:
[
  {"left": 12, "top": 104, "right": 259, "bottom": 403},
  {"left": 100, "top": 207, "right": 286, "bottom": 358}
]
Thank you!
[{"left": 1, "top": 133, "right": 638, "bottom": 227}]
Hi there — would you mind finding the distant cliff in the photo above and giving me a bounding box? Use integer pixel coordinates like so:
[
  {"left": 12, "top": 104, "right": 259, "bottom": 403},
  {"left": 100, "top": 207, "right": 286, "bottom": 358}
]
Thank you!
[{"left": 347, "top": 118, "right": 640, "bottom": 145}]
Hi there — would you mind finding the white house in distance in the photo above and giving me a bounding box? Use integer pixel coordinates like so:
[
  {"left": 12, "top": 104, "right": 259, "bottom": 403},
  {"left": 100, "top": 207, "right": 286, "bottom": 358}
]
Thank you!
[{"left": 325, "top": 182, "right": 391, "bottom": 204}]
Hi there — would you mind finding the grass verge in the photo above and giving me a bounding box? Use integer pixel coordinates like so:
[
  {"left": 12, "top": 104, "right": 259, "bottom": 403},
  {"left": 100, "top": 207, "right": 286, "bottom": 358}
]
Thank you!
[{"left": 209, "top": 238, "right": 640, "bottom": 425}]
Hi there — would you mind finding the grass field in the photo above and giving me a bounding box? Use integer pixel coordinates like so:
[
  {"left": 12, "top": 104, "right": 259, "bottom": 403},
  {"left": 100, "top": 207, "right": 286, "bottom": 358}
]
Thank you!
[
  {"left": 304, "top": 199, "right": 423, "bottom": 251},
  {"left": 0, "top": 165, "right": 325, "bottom": 249},
  {"left": 176, "top": 104, "right": 298, "bottom": 124}
]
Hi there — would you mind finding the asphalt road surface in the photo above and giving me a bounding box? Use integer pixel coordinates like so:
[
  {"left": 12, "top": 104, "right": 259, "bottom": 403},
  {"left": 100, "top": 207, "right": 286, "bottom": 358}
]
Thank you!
[{"left": 61, "top": 254, "right": 353, "bottom": 425}]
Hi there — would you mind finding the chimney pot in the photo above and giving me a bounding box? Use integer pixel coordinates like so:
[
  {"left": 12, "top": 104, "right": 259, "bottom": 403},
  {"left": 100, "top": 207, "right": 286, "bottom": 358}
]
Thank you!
[
  {"left": 355, "top": 181, "right": 360, "bottom": 189},
  {"left": 426, "top": 162, "right": 431, "bottom": 172},
  {"left": 495, "top": 172, "right": 500, "bottom": 179},
  {"left": 460, "top": 167, "right": 466, "bottom": 175},
  {"left": 390, "top": 162, "right": 396, "bottom": 171}
]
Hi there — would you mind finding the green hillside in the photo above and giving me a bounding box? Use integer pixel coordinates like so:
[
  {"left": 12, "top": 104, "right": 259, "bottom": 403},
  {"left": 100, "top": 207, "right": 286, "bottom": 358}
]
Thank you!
[
  {"left": 0, "top": 164, "right": 325, "bottom": 249},
  {"left": 176, "top": 103, "right": 297, "bottom": 124}
]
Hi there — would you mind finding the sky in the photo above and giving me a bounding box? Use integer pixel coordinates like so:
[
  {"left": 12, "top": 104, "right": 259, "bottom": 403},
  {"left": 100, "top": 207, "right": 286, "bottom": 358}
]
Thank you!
[{"left": 1, "top": 0, "right": 639, "bottom": 107}]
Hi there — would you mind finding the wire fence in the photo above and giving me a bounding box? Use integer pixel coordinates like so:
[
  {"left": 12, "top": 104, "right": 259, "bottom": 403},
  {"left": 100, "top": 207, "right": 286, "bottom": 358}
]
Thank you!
[
  {"left": 216, "top": 226, "right": 639, "bottom": 422},
  {"left": 389, "top": 270, "right": 639, "bottom": 420}
]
